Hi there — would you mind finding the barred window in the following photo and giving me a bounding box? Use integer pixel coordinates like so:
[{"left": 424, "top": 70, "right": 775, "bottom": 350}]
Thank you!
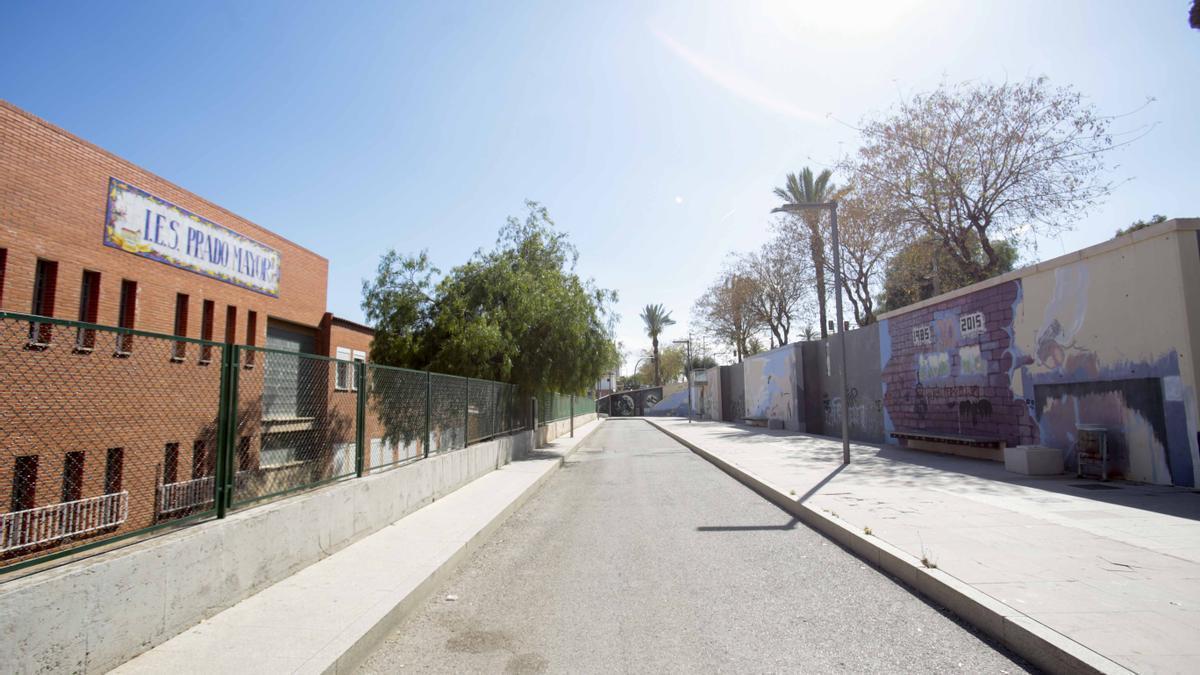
[
  {"left": 62, "top": 451, "right": 85, "bottom": 503},
  {"left": 12, "top": 455, "right": 38, "bottom": 512},
  {"left": 104, "top": 448, "right": 124, "bottom": 495},
  {"left": 335, "top": 347, "right": 352, "bottom": 391},
  {"left": 29, "top": 258, "right": 58, "bottom": 346},
  {"left": 163, "top": 443, "right": 180, "bottom": 485},
  {"left": 75, "top": 270, "right": 101, "bottom": 351}
]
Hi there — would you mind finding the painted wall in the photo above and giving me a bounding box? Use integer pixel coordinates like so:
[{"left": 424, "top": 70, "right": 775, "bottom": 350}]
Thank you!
[
  {"left": 742, "top": 344, "right": 805, "bottom": 431},
  {"left": 806, "top": 327, "right": 886, "bottom": 443},
  {"left": 698, "top": 366, "right": 722, "bottom": 420},
  {"left": 875, "top": 220, "right": 1200, "bottom": 487},
  {"left": 722, "top": 363, "right": 745, "bottom": 421}
]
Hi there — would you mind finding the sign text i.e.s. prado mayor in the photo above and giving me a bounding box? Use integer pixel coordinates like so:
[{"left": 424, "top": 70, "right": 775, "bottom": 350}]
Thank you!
[{"left": 103, "top": 177, "right": 281, "bottom": 297}]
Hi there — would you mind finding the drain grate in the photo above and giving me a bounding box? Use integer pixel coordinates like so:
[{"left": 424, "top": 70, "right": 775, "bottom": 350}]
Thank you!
[{"left": 1070, "top": 483, "right": 1121, "bottom": 490}]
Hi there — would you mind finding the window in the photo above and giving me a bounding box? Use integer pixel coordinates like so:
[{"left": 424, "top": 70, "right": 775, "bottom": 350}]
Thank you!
[
  {"left": 172, "top": 294, "right": 189, "bottom": 361},
  {"left": 163, "top": 443, "right": 180, "bottom": 485},
  {"left": 62, "top": 451, "right": 85, "bottom": 503},
  {"left": 199, "top": 300, "right": 215, "bottom": 363},
  {"left": 192, "top": 440, "right": 210, "bottom": 479},
  {"left": 335, "top": 347, "right": 352, "bottom": 390},
  {"left": 12, "top": 455, "right": 39, "bottom": 512},
  {"left": 352, "top": 350, "right": 366, "bottom": 391},
  {"left": 335, "top": 347, "right": 367, "bottom": 391},
  {"left": 115, "top": 279, "right": 137, "bottom": 356},
  {"left": 224, "top": 305, "right": 237, "bottom": 345},
  {"left": 237, "top": 436, "right": 255, "bottom": 471},
  {"left": 244, "top": 311, "right": 258, "bottom": 368},
  {"left": 104, "top": 448, "right": 124, "bottom": 494},
  {"left": 0, "top": 247, "right": 8, "bottom": 308},
  {"left": 75, "top": 270, "right": 101, "bottom": 351},
  {"left": 29, "top": 259, "right": 58, "bottom": 346}
]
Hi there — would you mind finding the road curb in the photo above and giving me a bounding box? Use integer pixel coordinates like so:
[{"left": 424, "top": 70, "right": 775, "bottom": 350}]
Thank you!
[
  {"left": 324, "top": 418, "right": 606, "bottom": 673},
  {"left": 644, "top": 419, "right": 1133, "bottom": 675}
]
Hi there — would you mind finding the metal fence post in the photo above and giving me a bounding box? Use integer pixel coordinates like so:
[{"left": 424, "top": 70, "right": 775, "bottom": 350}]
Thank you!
[
  {"left": 214, "top": 344, "right": 240, "bottom": 518},
  {"left": 464, "top": 376, "right": 470, "bottom": 447},
  {"left": 425, "top": 370, "right": 432, "bottom": 459},
  {"left": 570, "top": 394, "right": 575, "bottom": 437},
  {"left": 492, "top": 380, "right": 498, "bottom": 438},
  {"left": 355, "top": 361, "right": 366, "bottom": 478}
]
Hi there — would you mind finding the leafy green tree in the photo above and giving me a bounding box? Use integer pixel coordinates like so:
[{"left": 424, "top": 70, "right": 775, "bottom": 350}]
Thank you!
[
  {"left": 363, "top": 201, "right": 617, "bottom": 397},
  {"left": 363, "top": 250, "right": 439, "bottom": 367},
  {"left": 640, "top": 303, "right": 676, "bottom": 386},
  {"left": 689, "top": 355, "right": 718, "bottom": 371},
  {"left": 637, "top": 345, "right": 685, "bottom": 384},
  {"left": 879, "top": 234, "right": 1019, "bottom": 313},
  {"left": 1115, "top": 214, "right": 1167, "bottom": 237},
  {"left": 774, "top": 167, "right": 835, "bottom": 338}
]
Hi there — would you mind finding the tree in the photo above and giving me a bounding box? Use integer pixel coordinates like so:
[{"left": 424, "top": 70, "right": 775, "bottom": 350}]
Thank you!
[
  {"left": 1191, "top": 0, "right": 1199, "bottom": 29},
  {"left": 362, "top": 250, "right": 439, "bottom": 367},
  {"left": 694, "top": 271, "right": 761, "bottom": 362},
  {"left": 774, "top": 168, "right": 836, "bottom": 338},
  {"left": 847, "top": 77, "right": 1120, "bottom": 284},
  {"left": 800, "top": 324, "right": 818, "bottom": 341},
  {"left": 879, "top": 234, "right": 1019, "bottom": 312},
  {"left": 1115, "top": 214, "right": 1167, "bottom": 237},
  {"left": 640, "top": 304, "right": 676, "bottom": 386},
  {"left": 823, "top": 183, "right": 910, "bottom": 326},
  {"left": 363, "top": 201, "right": 617, "bottom": 396},
  {"left": 689, "top": 354, "right": 718, "bottom": 371},
  {"left": 740, "top": 240, "right": 811, "bottom": 346},
  {"left": 637, "top": 345, "right": 685, "bottom": 384}
]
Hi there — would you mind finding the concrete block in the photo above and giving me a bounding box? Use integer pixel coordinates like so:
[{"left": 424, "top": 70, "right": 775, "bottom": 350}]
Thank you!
[
  {"left": 1004, "top": 445, "right": 1065, "bottom": 476},
  {"left": 767, "top": 418, "right": 785, "bottom": 430}
]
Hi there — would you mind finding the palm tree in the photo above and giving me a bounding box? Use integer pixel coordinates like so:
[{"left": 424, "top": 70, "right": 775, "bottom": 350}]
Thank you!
[
  {"left": 774, "top": 167, "right": 835, "bottom": 338},
  {"left": 640, "top": 304, "right": 675, "bottom": 386}
]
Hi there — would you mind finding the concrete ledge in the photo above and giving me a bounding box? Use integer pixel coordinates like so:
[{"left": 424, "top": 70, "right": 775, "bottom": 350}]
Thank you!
[
  {"left": 113, "top": 418, "right": 605, "bottom": 675},
  {"left": 644, "top": 419, "right": 1134, "bottom": 675},
  {"left": 0, "top": 431, "right": 534, "bottom": 674}
]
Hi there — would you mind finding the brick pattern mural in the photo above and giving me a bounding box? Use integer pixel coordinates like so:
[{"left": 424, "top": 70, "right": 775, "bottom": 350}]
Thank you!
[{"left": 881, "top": 280, "right": 1035, "bottom": 447}]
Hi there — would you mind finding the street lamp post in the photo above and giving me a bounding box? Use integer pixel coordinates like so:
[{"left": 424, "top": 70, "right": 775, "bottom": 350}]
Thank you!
[
  {"left": 672, "top": 338, "right": 693, "bottom": 424},
  {"left": 771, "top": 201, "right": 851, "bottom": 464}
]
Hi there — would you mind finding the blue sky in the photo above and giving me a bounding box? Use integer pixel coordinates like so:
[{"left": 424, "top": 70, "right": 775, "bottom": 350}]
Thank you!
[{"left": 2, "top": 1, "right": 1197, "bottom": 369}]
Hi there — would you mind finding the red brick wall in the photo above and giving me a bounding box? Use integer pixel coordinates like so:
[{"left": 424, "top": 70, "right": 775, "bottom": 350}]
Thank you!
[
  {"left": 0, "top": 101, "right": 333, "bottom": 566},
  {"left": 0, "top": 101, "right": 328, "bottom": 343}
]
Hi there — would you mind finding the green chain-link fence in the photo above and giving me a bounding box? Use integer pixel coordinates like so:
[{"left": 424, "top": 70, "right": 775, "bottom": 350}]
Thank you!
[{"left": 0, "top": 311, "right": 532, "bottom": 574}]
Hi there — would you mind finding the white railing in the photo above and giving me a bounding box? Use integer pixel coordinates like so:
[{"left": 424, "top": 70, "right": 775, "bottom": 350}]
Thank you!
[
  {"left": 159, "top": 476, "right": 215, "bottom": 514},
  {"left": 0, "top": 491, "right": 128, "bottom": 552}
]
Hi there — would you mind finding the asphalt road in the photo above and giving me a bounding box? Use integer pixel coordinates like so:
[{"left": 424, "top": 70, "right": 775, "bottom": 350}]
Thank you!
[{"left": 359, "top": 419, "right": 1031, "bottom": 674}]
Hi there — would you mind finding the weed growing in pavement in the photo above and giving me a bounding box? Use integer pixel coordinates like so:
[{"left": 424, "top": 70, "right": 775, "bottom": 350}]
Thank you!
[
  {"left": 921, "top": 556, "right": 938, "bottom": 569},
  {"left": 863, "top": 526, "right": 873, "bottom": 536}
]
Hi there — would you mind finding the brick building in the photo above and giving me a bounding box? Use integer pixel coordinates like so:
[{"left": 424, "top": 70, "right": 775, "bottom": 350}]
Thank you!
[{"left": 0, "top": 101, "right": 376, "bottom": 564}]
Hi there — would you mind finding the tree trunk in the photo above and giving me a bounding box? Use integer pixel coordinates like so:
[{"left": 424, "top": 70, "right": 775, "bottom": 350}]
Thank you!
[
  {"left": 652, "top": 335, "right": 661, "bottom": 387},
  {"left": 809, "top": 224, "right": 828, "bottom": 339}
]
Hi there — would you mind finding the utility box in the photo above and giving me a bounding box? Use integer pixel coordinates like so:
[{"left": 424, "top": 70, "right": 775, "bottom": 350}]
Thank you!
[{"left": 1004, "top": 445, "right": 1065, "bottom": 476}]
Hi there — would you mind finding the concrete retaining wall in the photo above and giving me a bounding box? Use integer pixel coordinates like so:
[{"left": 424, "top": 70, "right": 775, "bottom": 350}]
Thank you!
[
  {"left": 0, "top": 431, "right": 534, "bottom": 674},
  {"left": 535, "top": 411, "right": 597, "bottom": 447}
]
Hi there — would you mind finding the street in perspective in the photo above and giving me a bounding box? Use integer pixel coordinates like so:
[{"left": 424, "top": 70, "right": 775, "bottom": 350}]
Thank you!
[{"left": 1, "top": 2, "right": 1199, "bottom": 674}]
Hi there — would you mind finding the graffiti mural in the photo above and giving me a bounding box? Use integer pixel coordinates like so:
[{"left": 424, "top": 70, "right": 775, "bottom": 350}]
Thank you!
[
  {"left": 875, "top": 245, "right": 1198, "bottom": 488},
  {"left": 1009, "top": 261, "right": 1193, "bottom": 485},
  {"left": 743, "top": 345, "right": 800, "bottom": 429},
  {"left": 598, "top": 387, "right": 662, "bottom": 417},
  {"left": 881, "top": 279, "right": 1031, "bottom": 446}
]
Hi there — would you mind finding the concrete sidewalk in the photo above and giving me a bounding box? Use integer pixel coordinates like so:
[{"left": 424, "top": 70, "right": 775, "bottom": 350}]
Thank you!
[
  {"left": 113, "top": 420, "right": 604, "bottom": 675},
  {"left": 649, "top": 418, "right": 1200, "bottom": 675}
]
